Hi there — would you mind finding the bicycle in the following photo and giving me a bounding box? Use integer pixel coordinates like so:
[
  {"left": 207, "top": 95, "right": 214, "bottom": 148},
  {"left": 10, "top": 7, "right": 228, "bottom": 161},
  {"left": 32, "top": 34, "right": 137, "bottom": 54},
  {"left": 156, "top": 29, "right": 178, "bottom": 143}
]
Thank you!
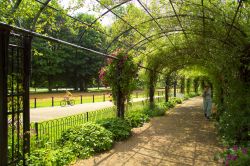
[{"left": 60, "top": 99, "right": 75, "bottom": 107}]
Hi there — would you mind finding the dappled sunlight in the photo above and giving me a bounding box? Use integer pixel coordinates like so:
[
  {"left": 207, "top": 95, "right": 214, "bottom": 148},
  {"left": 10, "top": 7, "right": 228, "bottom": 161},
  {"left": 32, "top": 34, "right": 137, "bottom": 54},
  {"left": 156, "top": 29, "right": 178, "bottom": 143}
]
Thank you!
[{"left": 73, "top": 97, "right": 223, "bottom": 166}]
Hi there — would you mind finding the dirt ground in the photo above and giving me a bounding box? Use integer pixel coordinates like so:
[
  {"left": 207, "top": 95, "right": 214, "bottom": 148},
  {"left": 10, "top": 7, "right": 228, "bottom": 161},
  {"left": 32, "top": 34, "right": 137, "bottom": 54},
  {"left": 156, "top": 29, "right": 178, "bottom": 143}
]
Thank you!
[{"left": 72, "top": 97, "right": 223, "bottom": 166}]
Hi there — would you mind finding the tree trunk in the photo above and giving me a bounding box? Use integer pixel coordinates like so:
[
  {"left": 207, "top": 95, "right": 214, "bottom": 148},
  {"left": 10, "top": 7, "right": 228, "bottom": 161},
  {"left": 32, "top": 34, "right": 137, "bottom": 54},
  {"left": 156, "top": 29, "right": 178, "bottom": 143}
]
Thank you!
[
  {"left": 48, "top": 76, "right": 52, "bottom": 92},
  {"left": 73, "top": 81, "right": 78, "bottom": 91}
]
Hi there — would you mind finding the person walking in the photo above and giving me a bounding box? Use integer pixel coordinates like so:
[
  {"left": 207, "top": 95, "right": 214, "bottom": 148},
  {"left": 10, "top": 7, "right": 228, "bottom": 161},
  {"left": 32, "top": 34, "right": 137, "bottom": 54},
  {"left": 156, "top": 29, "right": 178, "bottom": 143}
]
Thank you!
[{"left": 202, "top": 85, "right": 212, "bottom": 120}]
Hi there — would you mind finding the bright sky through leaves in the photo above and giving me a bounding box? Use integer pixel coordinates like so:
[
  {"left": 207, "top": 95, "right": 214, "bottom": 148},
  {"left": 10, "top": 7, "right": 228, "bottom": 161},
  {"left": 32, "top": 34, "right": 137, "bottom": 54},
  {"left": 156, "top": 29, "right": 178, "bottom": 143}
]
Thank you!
[{"left": 59, "top": 0, "right": 114, "bottom": 26}]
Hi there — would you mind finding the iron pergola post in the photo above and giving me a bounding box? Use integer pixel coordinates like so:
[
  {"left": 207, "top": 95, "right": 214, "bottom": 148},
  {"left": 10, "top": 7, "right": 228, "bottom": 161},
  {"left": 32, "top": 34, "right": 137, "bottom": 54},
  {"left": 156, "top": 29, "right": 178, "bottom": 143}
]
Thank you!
[
  {"left": 23, "top": 35, "right": 32, "bottom": 158},
  {"left": 0, "top": 27, "right": 10, "bottom": 166},
  {"left": 174, "top": 80, "right": 177, "bottom": 97},
  {"left": 165, "top": 77, "right": 170, "bottom": 102},
  {"left": 116, "top": 63, "right": 124, "bottom": 118}
]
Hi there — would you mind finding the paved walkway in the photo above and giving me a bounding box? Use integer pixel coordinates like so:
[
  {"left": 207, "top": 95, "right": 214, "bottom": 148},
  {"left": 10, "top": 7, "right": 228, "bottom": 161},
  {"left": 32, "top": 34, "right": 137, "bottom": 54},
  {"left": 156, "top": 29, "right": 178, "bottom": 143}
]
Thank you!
[
  {"left": 73, "top": 97, "right": 223, "bottom": 166},
  {"left": 30, "top": 98, "right": 152, "bottom": 122}
]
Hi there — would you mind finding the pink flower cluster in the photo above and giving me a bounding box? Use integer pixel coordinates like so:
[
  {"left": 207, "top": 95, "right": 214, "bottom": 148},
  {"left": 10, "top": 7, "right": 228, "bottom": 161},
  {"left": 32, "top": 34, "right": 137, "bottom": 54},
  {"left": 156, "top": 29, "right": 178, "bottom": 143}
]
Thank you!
[
  {"left": 225, "top": 146, "right": 248, "bottom": 166},
  {"left": 107, "top": 48, "right": 122, "bottom": 64},
  {"left": 99, "top": 67, "right": 108, "bottom": 86}
]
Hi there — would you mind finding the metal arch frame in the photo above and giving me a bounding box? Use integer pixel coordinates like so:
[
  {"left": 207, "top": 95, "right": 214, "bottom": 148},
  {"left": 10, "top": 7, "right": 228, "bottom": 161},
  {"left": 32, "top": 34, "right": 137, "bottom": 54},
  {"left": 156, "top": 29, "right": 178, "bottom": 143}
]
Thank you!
[
  {"left": 124, "top": 30, "right": 183, "bottom": 54},
  {"left": 95, "top": 0, "right": 162, "bottom": 50},
  {"left": 168, "top": 0, "right": 189, "bottom": 40},
  {"left": 146, "top": 46, "right": 224, "bottom": 72},
  {"left": 105, "top": 14, "right": 245, "bottom": 53},
  {"left": 78, "top": 0, "right": 132, "bottom": 43},
  {"left": 124, "top": 29, "right": 236, "bottom": 58},
  {"left": 224, "top": 0, "right": 243, "bottom": 41},
  {"left": 201, "top": 0, "right": 205, "bottom": 37},
  {"left": 27, "top": 0, "right": 246, "bottom": 57},
  {"left": 33, "top": 0, "right": 149, "bottom": 57},
  {"left": 7, "top": 0, "right": 246, "bottom": 64},
  {"left": 105, "top": 14, "right": 212, "bottom": 52},
  {"left": 136, "top": 0, "right": 177, "bottom": 50}
]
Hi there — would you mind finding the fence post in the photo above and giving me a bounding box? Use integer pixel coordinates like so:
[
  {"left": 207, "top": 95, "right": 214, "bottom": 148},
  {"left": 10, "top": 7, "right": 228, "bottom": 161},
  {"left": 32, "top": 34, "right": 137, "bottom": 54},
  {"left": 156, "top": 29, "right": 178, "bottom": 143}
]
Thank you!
[
  {"left": 158, "top": 91, "right": 160, "bottom": 97},
  {"left": 103, "top": 94, "right": 105, "bottom": 101},
  {"left": 34, "top": 122, "right": 39, "bottom": 141},
  {"left": 34, "top": 98, "right": 37, "bottom": 108},
  {"left": 80, "top": 95, "right": 82, "bottom": 104},
  {"left": 86, "top": 112, "right": 89, "bottom": 121},
  {"left": 92, "top": 94, "right": 94, "bottom": 103},
  {"left": 52, "top": 97, "right": 54, "bottom": 107}
]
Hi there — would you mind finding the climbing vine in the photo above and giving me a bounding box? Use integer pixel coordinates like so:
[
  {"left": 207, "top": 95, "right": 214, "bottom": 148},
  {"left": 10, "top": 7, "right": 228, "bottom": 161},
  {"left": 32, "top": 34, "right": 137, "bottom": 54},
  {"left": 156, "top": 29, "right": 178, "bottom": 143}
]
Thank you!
[{"left": 99, "top": 50, "right": 138, "bottom": 117}]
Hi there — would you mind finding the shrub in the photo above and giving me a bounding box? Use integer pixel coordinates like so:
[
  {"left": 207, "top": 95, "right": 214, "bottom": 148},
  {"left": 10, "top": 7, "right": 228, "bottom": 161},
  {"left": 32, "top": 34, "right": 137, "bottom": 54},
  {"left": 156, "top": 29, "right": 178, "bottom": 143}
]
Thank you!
[
  {"left": 98, "top": 118, "right": 132, "bottom": 141},
  {"left": 164, "top": 100, "right": 176, "bottom": 109},
  {"left": 184, "top": 95, "right": 189, "bottom": 100},
  {"left": 26, "top": 146, "right": 76, "bottom": 166},
  {"left": 172, "top": 97, "right": 183, "bottom": 104},
  {"left": 218, "top": 109, "right": 250, "bottom": 146},
  {"left": 143, "top": 104, "right": 167, "bottom": 117},
  {"left": 189, "top": 92, "right": 198, "bottom": 98},
  {"left": 59, "top": 122, "right": 113, "bottom": 153},
  {"left": 125, "top": 111, "right": 150, "bottom": 128}
]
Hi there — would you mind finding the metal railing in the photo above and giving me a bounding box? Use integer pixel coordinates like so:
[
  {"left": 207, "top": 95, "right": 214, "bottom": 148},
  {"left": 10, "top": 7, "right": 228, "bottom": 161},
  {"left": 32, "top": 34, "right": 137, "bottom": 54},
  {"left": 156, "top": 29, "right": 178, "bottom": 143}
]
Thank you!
[
  {"left": 30, "top": 96, "right": 166, "bottom": 147},
  {"left": 30, "top": 90, "right": 165, "bottom": 108}
]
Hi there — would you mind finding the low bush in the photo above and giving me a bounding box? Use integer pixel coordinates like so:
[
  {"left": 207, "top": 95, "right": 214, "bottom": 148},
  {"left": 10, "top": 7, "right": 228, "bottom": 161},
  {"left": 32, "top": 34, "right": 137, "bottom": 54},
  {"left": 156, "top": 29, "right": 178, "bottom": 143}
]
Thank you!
[
  {"left": 184, "top": 95, "right": 190, "bottom": 100},
  {"left": 26, "top": 146, "right": 76, "bottom": 166},
  {"left": 143, "top": 104, "right": 167, "bottom": 117},
  {"left": 172, "top": 97, "right": 183, "bottom": 104},
  {"left": 98, "top": 118, "right": 132, "bottom": 141},
  {"left": 125, "top": 111, "right": 150, "bottom": 128},
  {"left": 184, "top": 93, "right": 199, "bottom": 100},
  {"left": 59, "top": 122, "right": 113, "bottom": 153},
  {"left": 164, "top": 100, "right": 176, "bottom": 109}
]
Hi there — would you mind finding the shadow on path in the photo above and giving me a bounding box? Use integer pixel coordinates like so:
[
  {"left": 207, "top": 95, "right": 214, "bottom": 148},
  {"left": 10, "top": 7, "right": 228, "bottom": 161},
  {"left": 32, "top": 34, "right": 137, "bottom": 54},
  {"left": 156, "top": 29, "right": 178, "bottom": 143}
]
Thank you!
[{"left": 73, "top": 97, "right": 223, "bottom": 166}]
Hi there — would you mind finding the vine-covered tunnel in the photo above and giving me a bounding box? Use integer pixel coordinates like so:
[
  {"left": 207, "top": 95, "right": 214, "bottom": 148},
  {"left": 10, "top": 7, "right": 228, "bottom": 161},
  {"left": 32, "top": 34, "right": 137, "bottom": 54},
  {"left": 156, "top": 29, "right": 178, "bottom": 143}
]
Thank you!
[{"left": 0, "top": 0, "right": 249, "bottom": 165}]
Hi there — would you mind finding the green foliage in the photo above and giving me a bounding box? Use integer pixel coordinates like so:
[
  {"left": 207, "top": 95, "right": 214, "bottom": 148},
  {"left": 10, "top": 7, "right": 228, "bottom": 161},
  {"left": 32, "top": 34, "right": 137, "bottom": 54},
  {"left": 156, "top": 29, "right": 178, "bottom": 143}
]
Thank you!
[
  {"left": 218, "top": 109, "right": 250, "bottom": 146},
  {"left": 143, "top": 104, "right": 167, "bottom": 117},
  {"left": 184, "top": 92, "right": 199, "bottom": 100},
  {"left": 125, "top": 111, "right": 150, "bottom": 128},
  {"left": 171, "top": 97, "right": 183, "bottom": 104},
  {"left": 164, "top": 100, "right": 177, "bottom": 109},
  {"left": 26, "top": 146, "right": 76, "bottom": 166},
  {"left": 59, "top": 122, "right": 113, "bottom": 153},
  {"left": 217, "top": 80, "right": 250, "bottom": 146},
  {"left": 100, "top": 51, "right": 138, "bottom": 103},
  {"left": 97, "top": 118, "right": 132, "bottom": 141}
]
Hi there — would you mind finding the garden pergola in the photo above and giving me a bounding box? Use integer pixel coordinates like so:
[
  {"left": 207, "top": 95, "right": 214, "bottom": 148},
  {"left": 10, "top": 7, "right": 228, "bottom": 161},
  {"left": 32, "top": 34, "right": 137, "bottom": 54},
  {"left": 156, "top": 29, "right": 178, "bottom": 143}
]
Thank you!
[{"left": 0, "top": 0, "right": 249, "bottom": 165}]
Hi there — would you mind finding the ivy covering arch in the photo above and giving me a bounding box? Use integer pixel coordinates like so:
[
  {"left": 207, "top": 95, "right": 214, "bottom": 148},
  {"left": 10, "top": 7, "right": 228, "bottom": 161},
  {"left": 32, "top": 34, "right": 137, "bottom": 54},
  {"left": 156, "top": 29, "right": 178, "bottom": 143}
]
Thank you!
[{"left": 0, "top": 0, "right": 250, "bottom": 165}]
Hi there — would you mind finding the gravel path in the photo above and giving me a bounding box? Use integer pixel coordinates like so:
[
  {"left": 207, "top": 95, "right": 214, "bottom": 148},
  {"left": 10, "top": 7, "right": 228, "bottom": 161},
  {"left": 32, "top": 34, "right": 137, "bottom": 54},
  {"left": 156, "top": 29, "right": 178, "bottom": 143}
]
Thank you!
[
  {"left": 73, "top": 97, "right": 223, "bottom": 166},
  {"left": 30, "top": 98, "right": 151, "bottom": 122}
]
